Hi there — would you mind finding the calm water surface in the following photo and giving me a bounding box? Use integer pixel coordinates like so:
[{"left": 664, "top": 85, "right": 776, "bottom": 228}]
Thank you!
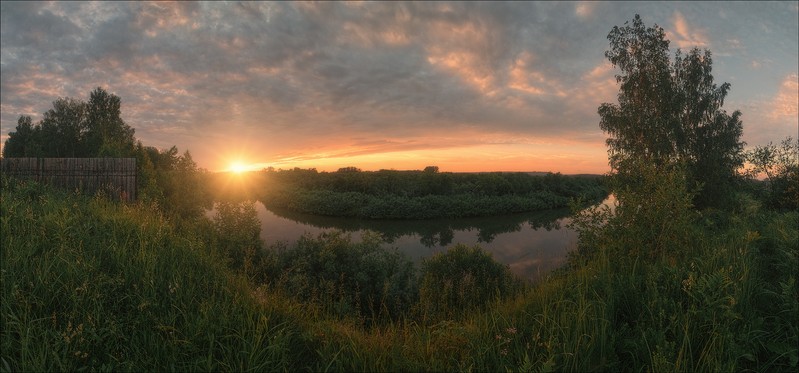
[{"left": 234, "top": 195, "right": 616, "bottom": 282}]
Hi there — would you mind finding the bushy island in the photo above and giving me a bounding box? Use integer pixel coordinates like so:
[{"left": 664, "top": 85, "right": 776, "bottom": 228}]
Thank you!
[{"left": 257, "top": 167, "right": 608, "bottom": 219}]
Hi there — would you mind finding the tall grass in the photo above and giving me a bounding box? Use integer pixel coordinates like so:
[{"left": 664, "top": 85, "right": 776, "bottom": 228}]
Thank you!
[
  {"left": 0, "top": 177, "right": 316, "bottom": 371},
  {"left": 2, "top": 175, "right": 796, "bottom": 371}
]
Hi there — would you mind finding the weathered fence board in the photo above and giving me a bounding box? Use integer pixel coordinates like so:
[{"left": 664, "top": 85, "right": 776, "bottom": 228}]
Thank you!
[{"left": 1, "top": 158, "right": 137, "bottom": 202}]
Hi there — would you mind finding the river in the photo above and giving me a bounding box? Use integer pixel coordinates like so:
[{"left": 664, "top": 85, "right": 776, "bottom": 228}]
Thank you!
[{"left": 221, "top": 195, "right": 616, "bottom": 282}]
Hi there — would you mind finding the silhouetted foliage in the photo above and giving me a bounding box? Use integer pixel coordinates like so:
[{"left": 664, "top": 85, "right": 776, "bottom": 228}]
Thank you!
[
  {"left": 599, "top": 14, "right": 744, "bottom": 209},
  {"left": 3, "top": 88, "right": 135, "bottom": 159},
  {"left": 2, "top": 116, "right": 38, "bottom": 157},
  {"left": 85, "top": 87, "right": 136, "bottom": 157},
  {"left": 745, "top": 137, "right": 799, "bottom": 210}
]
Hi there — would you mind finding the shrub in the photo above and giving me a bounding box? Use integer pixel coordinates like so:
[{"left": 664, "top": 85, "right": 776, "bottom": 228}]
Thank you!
[
  {"left": 212, "top": 200, "right": 263, "bottom": 277},
  {"left": 417, "top": 244, "right": 522, "bottom": 322},
  {"left": 264, "top": 231, "right": 417, "bottom": 323},
  {"left": 587, "top": 161, "right": 699, "bottom": 260}
]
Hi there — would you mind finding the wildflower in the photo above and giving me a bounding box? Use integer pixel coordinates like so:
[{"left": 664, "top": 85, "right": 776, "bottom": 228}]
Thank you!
[{"left": 506, "top": 327, "right": 517, "bottom": 334}]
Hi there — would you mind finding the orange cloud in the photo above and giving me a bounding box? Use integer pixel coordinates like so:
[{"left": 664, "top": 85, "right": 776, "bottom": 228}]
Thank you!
[
  {"left": 425, "top": 20, "right": 500, "bottom": 94},
  {"left": 770, "top": 74, "right": 799, "bottom": 120},
  {"left": 668, "top": 11, "right": 709, "bottom": 49},
  {"left": 507, "top": 52, "right": 565, "bottom": 97}
]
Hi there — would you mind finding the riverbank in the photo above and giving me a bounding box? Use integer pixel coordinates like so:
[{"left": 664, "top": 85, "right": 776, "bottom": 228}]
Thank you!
[
  {"left": 2, "top": 176, "right": 796, "bottom": 371},
  {"left": 258, "top": 168, "right": 608, "bottom": 219}
]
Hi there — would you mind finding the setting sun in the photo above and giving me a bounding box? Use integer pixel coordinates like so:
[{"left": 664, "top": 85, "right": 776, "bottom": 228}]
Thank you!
[{"left": 228, "top": 161, "right": 249, "bottom": 174}]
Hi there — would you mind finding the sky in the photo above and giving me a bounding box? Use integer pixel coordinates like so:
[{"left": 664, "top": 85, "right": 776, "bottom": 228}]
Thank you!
[{"left": 1, "top": 1, "right": 797, "bottom": 174}]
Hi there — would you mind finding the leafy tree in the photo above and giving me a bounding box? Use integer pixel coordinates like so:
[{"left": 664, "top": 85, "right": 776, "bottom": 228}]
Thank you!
[
  {"left": 157, "top": 150, "right": 212, "bottom": 219},
  {"left": 745, "top": 137, "right": 799, "bottom": 210},
  {"left": 599, "top": 14, "right": 744, "bottom": 209},
  {"left": 85, "top": 87, "right": 135, "bottom": 157},
  {"left": 2, "top": 116, "right": 39, "bottom": 157},
  {"left": 39, "top": 97, "right": 88, "bottom": 157},
  {"left": 3, "top": 88, "right": 136, "bottom": 158},
  {"left": 4, "top": 97, "right": 89, "bottom": 158},
  {"left": 133, "top": 141, "right": 162, "bottom": 203}
]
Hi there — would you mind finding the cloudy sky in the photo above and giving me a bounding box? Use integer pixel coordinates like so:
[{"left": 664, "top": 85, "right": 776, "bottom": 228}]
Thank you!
[{"left": 1, "top": 1, "right": 797, "bottom": 173}]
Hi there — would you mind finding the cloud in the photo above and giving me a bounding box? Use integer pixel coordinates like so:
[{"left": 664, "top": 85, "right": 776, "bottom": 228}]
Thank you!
[
  {"left": 769, "top": 74, "right": 799, "bottom": 121},
  {"left": 1, "top": 2, "right": 795, "bottom": 172},
  {"left": 667, "top": 11, "right": 709, "bottom": 49},
  {"left": 575, "top": 2, "right": 596, "bottom": 19}
]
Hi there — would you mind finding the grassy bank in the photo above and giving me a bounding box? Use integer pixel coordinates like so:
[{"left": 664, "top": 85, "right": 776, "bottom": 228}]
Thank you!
[
  {"left": 2, "top": 176, "right": 796, "bottom": 371},
  {"left": 0, "top": 178, "right": 317, "bottom": 371}
]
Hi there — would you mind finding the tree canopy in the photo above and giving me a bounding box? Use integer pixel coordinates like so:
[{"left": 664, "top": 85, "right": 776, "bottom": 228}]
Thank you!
[
  {"left": 3, "top": 87, "right": 135, "bottom": 158},
  {"left": 599, "top": 15, "right": 744, "bottom": 209}
]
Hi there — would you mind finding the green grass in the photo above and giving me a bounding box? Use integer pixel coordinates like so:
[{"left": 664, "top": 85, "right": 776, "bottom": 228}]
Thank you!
[
  {"left": 0, "top": 178, "right": 317, "bottom": 371},
  {"left": 2, "top": 176, "right": 796, "bottom": 371}
]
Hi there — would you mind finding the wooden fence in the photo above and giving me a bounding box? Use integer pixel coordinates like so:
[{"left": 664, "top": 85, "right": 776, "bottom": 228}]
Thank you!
[{"left": 0, "top": 158, "right": 137, "bottom": 202}]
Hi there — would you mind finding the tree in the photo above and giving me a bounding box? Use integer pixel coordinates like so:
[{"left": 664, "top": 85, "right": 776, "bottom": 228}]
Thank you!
[
  {"left": 85, "top": 87, "right": 135, "bottom": 157},
  {"left": 598, "top": 15, "right": 744, "bottom": 209},
  {"left": 745, "top": 137, "right": 799, "bottom": 210},
  {"left": 157, "top": 149, "right": 212, "bottom": 219},
  {"left": 3, "top": 87, "right": 137, "bottom": 159},
  {"left": 2, "top": 116, "right": 39, "bottom": 157},
  {"left": 39, "top": 97, "right": 88, "bottom": 157}
]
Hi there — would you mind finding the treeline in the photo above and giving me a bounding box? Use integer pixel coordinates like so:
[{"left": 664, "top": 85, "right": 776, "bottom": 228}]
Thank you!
[
  {"left": 259, "top": 167, "right": 608, "bottom": 219},
  {"left": 2, "top": 88, "right": 135, "bottom": 158},
  {"left": 2, "top": 87, "right": 212, "bottom": 219}
]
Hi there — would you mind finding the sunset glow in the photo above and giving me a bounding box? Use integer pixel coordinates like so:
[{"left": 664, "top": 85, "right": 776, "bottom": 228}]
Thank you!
[
  {"left": 228, "top": 162, "right": 250, "bottom": 174},
  {"left": 1, "top": 2, "right": 796, "bottom": 173}
]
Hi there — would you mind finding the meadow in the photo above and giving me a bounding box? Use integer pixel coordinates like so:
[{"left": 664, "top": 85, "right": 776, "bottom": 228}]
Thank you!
[{"left": 1, "top": 172, "right": 796, "bottom": 372}]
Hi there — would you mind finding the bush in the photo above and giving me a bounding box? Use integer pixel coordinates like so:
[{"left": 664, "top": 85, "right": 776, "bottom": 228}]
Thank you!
[
  {"left": 584, "top": 161, "right": 699, "bottom": 260},
  {"left": 212, "top": 200, "right": 263, "bottom": 277},
  {"left": 417, "top": 244, "right": 522, "bottom": 322},
  {"left": 263, "top": 231, "right": 417, "bottom": 323}
]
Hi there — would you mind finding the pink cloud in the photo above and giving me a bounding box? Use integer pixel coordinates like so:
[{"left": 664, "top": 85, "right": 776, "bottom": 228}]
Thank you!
[
  {"left": 770, "top": 74, "right": 799, "bottom": 120},
  {"left": 667, "top": 11, "right": 709, "bottom": 49}
]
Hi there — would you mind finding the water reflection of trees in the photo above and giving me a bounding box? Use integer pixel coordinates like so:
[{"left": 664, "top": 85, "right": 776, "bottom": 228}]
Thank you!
[{"left": 261, "top": 201, "right": 571, "bottom": 248}]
